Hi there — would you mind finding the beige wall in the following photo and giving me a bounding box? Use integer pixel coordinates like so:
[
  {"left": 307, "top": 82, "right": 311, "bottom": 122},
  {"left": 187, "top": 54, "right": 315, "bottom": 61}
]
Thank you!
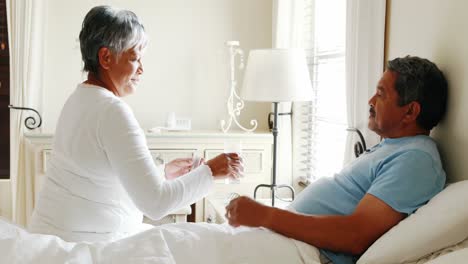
[
  {"left": 41, "top": 0, "right": 272, "bottom": 133},
  {"left": 0, "top": 180, "right": 11, "bottom": 219},
  {"left": 3, "top": 0, "right": 273, "bottom": 221},
  {"left": 386, "top": 0, "right": 468, "bottom": 182}
]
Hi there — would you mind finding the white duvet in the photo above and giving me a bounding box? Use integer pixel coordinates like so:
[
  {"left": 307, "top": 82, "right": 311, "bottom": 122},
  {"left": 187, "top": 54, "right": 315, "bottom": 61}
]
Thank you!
[{"left": 0, "top": 218, "right": 321, "bottom": 264}]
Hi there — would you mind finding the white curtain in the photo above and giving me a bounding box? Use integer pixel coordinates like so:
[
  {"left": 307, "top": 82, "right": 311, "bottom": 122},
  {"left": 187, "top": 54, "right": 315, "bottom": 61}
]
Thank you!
[
  {"left": 288, "top": 0, "right": 386, "bottom": 188},
  {"left": 272, "top": 0, "right": 305, "bottom": 196},
  {"left": 344, "top": 0, "right": 386, "bottom": 164},
  {"left": 7, "top": 0, "right": 45, "bottom": 226}
]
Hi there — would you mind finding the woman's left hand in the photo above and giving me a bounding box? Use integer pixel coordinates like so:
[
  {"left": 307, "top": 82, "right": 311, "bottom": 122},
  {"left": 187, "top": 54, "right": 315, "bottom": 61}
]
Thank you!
[{"left": 164, "top": 158, "right": 193, "bottom": 180}]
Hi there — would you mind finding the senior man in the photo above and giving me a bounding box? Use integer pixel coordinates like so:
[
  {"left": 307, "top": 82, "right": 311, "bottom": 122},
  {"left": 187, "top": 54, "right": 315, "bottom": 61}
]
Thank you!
[{"left": 225, "top": 56, "right": 448, "bottom": 264}]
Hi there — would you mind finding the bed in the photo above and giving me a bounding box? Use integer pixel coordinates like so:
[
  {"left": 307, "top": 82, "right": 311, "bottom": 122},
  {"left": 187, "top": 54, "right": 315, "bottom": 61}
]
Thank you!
[
  {"left": 2, "top": 180, "right": 468, "bottom": 264},
  {"left": 0, "top": 218, "right": 322, "bottom": 264}
]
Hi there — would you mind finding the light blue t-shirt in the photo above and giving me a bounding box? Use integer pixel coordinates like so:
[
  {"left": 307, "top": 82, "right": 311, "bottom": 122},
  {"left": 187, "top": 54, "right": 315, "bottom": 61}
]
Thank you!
[{"left": 290, "top": 135, "right": 446, "bottom": 264}]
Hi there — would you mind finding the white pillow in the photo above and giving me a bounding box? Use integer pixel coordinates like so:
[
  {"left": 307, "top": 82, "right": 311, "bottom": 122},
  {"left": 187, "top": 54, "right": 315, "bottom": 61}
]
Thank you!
[
  {"left": 407, "top": 236, "right": 468, "bottom": 263},
  {"left": 357, "top": 180, "right": 468, "bottom": 264},
  {"left": 425, "top": 248, "right": 468, "bottom": 264}
]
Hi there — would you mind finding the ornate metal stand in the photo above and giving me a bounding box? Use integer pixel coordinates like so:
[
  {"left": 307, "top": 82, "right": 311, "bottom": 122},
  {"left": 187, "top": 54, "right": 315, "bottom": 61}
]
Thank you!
[
  {"left": 253, "top": 102, "right": 295, "bottom": 206},
  {"left": 220, "top": 41, "right": 257, "bottom": 133},
  {"left": 8, "top": 105, "right": 42, "bottom": 130},
  {"left": 346, "top": 127, "right": 367, "bottom": 157}
]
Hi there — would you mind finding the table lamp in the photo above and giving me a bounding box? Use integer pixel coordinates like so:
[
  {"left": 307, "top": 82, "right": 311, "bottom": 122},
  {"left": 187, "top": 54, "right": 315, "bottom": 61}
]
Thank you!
[{"left": 241, "top": 49, "right": 313, "bottom": 206}]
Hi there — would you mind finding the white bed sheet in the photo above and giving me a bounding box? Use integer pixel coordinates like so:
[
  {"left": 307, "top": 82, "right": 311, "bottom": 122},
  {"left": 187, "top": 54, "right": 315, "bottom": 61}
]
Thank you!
[{"left": 0, "top": 218, "right": 322, "bottom": 264}]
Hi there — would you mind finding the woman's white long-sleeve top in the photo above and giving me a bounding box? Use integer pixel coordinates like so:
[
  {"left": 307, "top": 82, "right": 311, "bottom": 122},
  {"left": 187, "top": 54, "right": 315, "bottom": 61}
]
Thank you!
[{"left": 30, "top": 84, "right": 213, "bottom": 242}]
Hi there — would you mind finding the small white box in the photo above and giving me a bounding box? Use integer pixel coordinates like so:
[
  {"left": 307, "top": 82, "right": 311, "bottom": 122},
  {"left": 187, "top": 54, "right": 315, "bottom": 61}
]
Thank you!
[{"left": 168, "top": 119, "right": 191, "bottom": 131}]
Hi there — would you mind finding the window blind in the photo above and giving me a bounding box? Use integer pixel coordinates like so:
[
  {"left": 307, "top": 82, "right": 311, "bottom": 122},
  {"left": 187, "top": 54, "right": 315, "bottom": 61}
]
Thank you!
[{"left": 294, "top": 0, "right": 347, "bottom": 181}]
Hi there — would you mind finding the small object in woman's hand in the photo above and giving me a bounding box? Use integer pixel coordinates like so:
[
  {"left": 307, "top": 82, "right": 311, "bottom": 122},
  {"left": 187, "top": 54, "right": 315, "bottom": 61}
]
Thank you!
[
  {"left": 223, "top": 140, "right": 243, "bottom": 184},
  {"left": 191, "top": 155, "right": 203, "bottom": 171}
]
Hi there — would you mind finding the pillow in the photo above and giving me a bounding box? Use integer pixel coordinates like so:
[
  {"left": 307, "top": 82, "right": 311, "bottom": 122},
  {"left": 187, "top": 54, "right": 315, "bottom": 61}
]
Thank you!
[
  {"left": 410, "top": 236, "right": 468, "bottom": 263},
  {"left": 357, "top": 180, "right": 468, "bottom": 264},
  {"left": 425, "top": 248, "right": 468, "bottom": 264}
]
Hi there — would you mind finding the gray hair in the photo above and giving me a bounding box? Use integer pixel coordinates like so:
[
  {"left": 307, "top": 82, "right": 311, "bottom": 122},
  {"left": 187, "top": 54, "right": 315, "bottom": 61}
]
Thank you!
[
  {"left": 387, "top": 56, "right": 448, "bottom": 131},
  {"left": 79, "top": 5, "right": 148, "bottom": 75}
]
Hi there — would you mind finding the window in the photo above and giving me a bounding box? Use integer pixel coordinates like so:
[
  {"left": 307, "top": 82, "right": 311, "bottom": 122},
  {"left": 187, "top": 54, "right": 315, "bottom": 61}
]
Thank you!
[
  {"left": 294, "top": 0, "right": 347, "bottom": 181},
  {"left": 0, "top": 0, "right": 9, "bottom": 179}
]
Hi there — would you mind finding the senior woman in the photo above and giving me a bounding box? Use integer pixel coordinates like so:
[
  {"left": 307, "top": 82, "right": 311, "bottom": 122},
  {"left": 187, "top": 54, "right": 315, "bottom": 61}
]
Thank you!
[{"left": 29, "top": 5, "right": 242, "bottom": 242}]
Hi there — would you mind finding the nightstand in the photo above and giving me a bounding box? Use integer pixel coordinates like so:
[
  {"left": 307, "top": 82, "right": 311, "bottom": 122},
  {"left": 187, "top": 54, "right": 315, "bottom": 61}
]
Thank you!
[
  {"left": 24, "top": 131, "right": 273, "bottom": 224},
  {"left": 143, "top": 206, "right": 192, "bottom": 226}
]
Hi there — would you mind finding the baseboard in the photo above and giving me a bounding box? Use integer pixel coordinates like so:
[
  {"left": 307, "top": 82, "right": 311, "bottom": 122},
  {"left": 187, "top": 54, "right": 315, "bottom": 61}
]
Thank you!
[{"left": 0, "top": 180, "right": 11, "bottom": 220}]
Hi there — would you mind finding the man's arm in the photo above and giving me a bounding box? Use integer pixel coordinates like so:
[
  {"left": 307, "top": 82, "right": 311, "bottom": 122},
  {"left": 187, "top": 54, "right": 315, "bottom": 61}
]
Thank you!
[{"left": 226, "top": 194, "right": 405, "bottom": 255}]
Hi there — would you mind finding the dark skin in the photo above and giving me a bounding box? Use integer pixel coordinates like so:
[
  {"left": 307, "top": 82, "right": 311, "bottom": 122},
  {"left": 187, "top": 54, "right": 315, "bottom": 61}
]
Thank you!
[{"left": 226, "top": 70, "right": 429, "bottom": 255}]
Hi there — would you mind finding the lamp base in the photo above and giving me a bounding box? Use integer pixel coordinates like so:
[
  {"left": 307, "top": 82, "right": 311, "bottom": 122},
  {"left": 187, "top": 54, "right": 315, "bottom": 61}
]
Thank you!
[{"left": 253, "top": 183, "right": 295, "bottom": 207}]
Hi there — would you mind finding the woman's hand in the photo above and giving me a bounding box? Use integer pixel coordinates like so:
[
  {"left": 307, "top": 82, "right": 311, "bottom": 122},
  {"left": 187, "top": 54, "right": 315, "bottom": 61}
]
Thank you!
[
  {"left": 206, "top": 153, "right": 244, "bottom": 179},
  {"left": 164, "top": 158, "right": 193, "bottom": 180}
]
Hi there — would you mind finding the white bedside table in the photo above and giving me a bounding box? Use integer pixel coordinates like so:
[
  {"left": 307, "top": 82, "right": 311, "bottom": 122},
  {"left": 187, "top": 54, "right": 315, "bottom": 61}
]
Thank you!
[
  {"left": 24, "top": 131, "right": 273, "bottom": 224},
  {"left": 143, "top": 206, "right": 192, "bottom": 226}
]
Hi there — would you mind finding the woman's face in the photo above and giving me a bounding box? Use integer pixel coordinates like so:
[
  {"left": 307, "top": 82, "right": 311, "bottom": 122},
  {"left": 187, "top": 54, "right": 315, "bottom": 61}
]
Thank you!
[{"left": 107, "top": 47, "right": 144, "bottom": 97}]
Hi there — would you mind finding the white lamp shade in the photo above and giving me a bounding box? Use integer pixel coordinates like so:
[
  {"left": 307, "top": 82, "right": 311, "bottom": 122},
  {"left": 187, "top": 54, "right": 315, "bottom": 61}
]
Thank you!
[{"left": 241, "top": 49, "right": 313, "bottom": 102}]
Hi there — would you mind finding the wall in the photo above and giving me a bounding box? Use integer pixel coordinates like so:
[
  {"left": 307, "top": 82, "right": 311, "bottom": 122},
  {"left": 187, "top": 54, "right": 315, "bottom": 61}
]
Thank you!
[
  {"left": 0, "top": 180, "right": 11, "bottom": 219},
  {"left": 1, "top": 0, "right": 272, "bottom": 221},
  {"left": 386, "top": 0, "right": 468, "bottom": 182},
  {"left": 41, "top": 0, "right": 272, "bottom": 133}
]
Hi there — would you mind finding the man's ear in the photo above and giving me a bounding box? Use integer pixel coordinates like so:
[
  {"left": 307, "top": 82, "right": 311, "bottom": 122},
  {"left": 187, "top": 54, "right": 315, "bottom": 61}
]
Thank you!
[
  {"left": 405, "top": 101, "right": 421, "bottom": 122},
  {"left": 98, "top": 47, "right": 112, "bottom": 70}
]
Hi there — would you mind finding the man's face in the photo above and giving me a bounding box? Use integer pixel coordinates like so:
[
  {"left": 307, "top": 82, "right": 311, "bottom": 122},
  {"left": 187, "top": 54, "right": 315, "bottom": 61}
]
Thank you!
[{"left": 368, "top": 70, "right": 410, "bottom": 138}]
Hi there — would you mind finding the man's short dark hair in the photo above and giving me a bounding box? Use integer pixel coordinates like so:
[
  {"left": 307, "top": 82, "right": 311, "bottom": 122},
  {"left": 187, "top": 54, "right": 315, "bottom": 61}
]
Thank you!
[{"left": 387, "top": 56, "right": 448, "bottom": 131}]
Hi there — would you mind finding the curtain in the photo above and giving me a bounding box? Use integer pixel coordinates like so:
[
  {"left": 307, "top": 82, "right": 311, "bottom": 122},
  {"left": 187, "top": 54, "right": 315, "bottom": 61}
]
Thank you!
[
  {"left": 290, "top": 0, "right": 386, "bottom": 189},
  {"left": 7, "top": 0, "right": 45, "bottom": 226},
  {"left": 291, "top": 0, "right": 348, "bottom": 187},
  {"left": 272, "top": 0, "right": 305, "bottom": 195},
  {"left": 344, "top": 0, "right": 386, "bottom": 164}
]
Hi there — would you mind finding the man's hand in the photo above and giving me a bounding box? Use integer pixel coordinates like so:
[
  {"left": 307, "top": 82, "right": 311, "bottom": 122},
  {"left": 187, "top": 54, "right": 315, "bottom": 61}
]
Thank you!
[
  {"left": 225, "top": 196, "right": 273, "bottom": 227},
  {"left": 224, "top": 194, "right": 406, "bottom": 255},
  {"left": 164, "top": 158, "right": 193, "bottom": 180}
]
